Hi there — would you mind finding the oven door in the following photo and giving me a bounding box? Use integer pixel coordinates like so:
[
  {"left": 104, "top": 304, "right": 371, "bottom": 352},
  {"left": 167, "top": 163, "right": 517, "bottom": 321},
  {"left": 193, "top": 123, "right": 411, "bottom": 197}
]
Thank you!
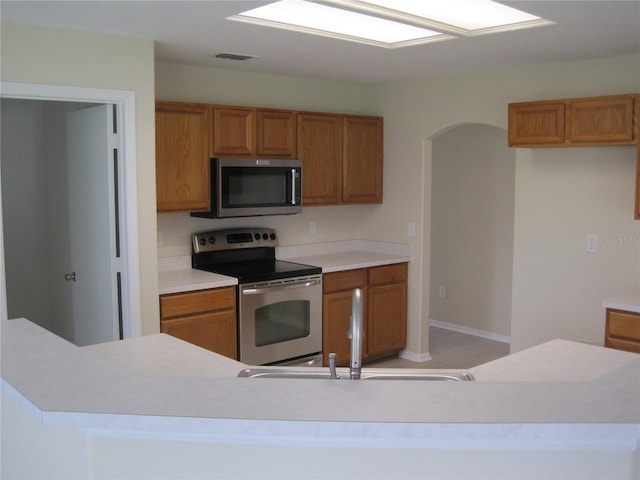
[{"left": 239, "top": 275, "right": 322, "bottom": 366}]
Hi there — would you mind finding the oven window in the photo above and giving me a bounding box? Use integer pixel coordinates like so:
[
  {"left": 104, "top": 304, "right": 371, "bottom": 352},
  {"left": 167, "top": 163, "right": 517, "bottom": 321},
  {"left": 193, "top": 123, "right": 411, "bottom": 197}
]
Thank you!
[{"left": 254, "top": 300, "right": 310, "bottom": 347}]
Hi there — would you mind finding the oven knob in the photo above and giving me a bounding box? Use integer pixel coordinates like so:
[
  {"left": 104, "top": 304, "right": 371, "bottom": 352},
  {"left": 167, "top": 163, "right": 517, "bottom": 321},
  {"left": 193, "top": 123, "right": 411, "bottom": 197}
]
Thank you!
[
  {"left": 270, "top": 233, "right": 276, "bottom": 240},
  {"left": 254, "top": 233, "right": 261, "bottom": 241},
  {"left": 262, "top": 233, "right": 268, "bottom": 240},
  {"left": 208, "top": 237, "right": 215, "bottom": 244},
  {"left": 198, "top": 238, "right": 206, "bottom": 246}
]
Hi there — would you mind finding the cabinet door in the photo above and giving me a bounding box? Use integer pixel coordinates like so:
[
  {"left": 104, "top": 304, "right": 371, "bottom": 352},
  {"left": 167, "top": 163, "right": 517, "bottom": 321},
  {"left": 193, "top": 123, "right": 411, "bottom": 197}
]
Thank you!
[
  {"left": 605, "top": 309, "right": 640, "bottom": 353},
  {"left": 508, "top": 102, "right": 565, "bottom": 146},
  {"left": 155, "top": 102, "right": 211, "bottom": 212},
  {"left": 367, "top": 265, "right": 407, "bottom": 357},
  {"left": 297, "top": 113, "right": 343, "bottom": 205},
  {"left": 323, "top": 289, "right": 366, "bottom": 366},
  {"left": 342, "top": 115, "right": 383, "bottom": 203},
  {"left": 161, "top": 309, "right": 237, "bottom": 359},
  {"left": 566, "top": 96, "right": 635, "bottom": 145},
  {"left": 257, "top": 109, "right": 296, "bottom": 157},
  {"left": 213, "top": 106, "right": 256, "bottom": 156},
  {"left": 160, "top": 287, "right": 237, "bottom": 359}
]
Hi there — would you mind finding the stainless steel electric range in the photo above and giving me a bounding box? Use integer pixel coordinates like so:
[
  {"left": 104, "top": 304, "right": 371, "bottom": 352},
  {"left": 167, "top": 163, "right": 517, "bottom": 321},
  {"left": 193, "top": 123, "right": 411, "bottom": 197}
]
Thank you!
[{"left": 192, "top": 228, "right": 322, "bottom": 366}]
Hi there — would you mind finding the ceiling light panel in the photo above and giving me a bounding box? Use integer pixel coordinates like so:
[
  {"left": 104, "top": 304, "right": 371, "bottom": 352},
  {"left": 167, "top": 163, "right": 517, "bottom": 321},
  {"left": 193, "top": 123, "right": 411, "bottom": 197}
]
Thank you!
[
  {"left": 328, "top": 0, "right": 553, "bottom": 35},
  {"left": 228, "top": 0, "right": 453, "bottom": 48}
]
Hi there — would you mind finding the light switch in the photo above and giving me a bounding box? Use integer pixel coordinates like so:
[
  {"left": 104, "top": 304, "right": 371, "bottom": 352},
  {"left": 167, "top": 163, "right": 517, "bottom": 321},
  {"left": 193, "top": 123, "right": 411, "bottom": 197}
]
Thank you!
[{"left": 586, "top": 234, "right": 597, "bottom": 253}]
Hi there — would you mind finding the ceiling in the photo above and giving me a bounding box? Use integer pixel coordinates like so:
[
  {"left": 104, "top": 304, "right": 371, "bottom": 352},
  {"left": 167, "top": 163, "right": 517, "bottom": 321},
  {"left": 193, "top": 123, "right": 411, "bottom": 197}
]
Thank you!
[{"left": 2, "top": 1, "right": 640, "bottom": 84}]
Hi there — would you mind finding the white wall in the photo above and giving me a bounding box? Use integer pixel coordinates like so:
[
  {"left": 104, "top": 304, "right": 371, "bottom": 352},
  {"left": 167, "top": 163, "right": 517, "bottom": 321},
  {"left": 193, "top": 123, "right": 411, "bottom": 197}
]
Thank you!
[
  {"left": 361, "top": 54, "right": 640, "bottom": 353},
  {"left": 155, "top": 61, "right": 383, "bottom": 257},
  {"left": 430, "top": 124, "right": 514, "bottom": 339},
  {"left": 0, "top": 22, "right": 159, "bottom": 335}
]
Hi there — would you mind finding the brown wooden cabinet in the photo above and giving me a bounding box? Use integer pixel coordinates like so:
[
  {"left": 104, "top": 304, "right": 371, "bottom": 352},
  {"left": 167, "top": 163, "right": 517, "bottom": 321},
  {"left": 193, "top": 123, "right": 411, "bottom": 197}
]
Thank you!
[
  {"left": 323, "top": 268, "right": 367, "bottom": 365},
  {"left": 160, "top": 286, "right": 237, "bottom": 359},
  {"left": 213, "top": 106, "right": 255, "bottom": 156},
  {"left": 297, "top": 112, "right": 343, "bottom": 205},
  {"left": 156, "top": 101, "right": 383, "bottom": 211},
  {"left": 322, "top": 263, "right": 407, "bottom": 366},
  {"left": 213, "top": 106, "right": 297, "bottom": 158},
  {"left": 605, "top": 308, "right": 640, "bottom": 354},
  {"left": 508, "top": 94, "right": 638, "bottom": 147},
  {"left": 297, "top": 112, "right": 383, "bottom": 206},
  {"left": 257, "top": 109, "right": 297, "bottom": 157},
  {"left": 343, "top": 115, "right": 384, "bottom": 204},
  {"left": 508, "top": 101, "right": 565, "bottom": 146},
  {"left": 367, "top": 263, "right": 407, "bottom": 357},
  {"left": 155, "top": 102, "right": 211, "bottom": 212},
  {"left": 566, "top": 96, "right": 635, "bottom": 145}
]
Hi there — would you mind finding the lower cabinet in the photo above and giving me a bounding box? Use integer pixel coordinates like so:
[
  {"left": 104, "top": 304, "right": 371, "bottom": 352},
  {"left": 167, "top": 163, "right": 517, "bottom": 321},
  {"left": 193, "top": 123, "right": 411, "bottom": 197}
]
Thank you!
[
  {"left": 160, "top": 286, "right": 237, "bottom": 359},
  {"left": 322, "top": 263, "right": 407, "bottom": 366},
  {"left": 605, "top": 308, "right": 640, "bottom": 353}
]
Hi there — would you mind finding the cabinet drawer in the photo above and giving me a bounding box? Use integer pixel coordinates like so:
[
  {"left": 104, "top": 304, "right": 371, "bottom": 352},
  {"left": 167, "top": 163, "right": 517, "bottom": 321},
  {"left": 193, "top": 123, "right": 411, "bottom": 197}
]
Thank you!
[
  {"left": 323, "top": 269, "right": 366, "bottom": 293},
  {"left": 368, "top": 263, "right": 407, "bottom": 286},
  {"left": 160, "top": 287, "right": 236, "bottom": 319},
  {"left": 606, "top": 309, "right": 640, "bottom": 341}
]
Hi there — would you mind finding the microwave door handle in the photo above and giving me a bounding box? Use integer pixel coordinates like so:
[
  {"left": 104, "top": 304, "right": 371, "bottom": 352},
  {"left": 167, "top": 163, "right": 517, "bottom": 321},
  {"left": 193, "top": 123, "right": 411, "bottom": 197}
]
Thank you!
[
  {"left": 242, "top": 278, "right": 321, "bottom": 295},
  {"left": 291, "top": 169, "right": 296, "bottom": 205}
]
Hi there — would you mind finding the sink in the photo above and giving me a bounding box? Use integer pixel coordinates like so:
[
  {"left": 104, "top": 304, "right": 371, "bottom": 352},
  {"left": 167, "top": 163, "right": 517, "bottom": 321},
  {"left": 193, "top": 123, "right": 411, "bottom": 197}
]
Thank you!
[{"left": 237, "top": 368, "right": 474, "bottom": 381}]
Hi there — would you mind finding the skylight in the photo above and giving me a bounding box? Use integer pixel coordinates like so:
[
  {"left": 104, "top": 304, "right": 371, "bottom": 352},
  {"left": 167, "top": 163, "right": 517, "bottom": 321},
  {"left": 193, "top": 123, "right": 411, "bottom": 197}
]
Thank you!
[
  {"left": 328, "top": 0, "right": 553, "bottom": 35},
  {"left": 228, "top": 0, "right": 452, "bottom": 48},
  {"left": 228, "top": 0, "right": 552, "bottom": 48}
]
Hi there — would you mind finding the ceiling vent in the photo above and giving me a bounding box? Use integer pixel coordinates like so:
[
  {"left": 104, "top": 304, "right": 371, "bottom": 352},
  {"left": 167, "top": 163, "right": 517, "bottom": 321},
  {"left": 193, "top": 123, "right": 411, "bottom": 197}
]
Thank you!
[{"left": 213, "top": 52, "right": 256, "bottom": 61}]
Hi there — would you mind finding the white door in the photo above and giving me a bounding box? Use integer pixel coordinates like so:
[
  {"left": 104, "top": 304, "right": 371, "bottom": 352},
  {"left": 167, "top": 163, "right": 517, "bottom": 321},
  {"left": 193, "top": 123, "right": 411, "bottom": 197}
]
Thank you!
[{"left": 66, "top": 105, "right": 120, "bottom": 345}]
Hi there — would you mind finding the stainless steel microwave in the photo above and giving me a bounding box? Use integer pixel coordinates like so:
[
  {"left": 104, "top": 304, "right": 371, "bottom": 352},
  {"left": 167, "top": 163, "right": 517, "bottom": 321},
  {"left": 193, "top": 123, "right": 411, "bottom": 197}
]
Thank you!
[{"left": 191, "top": 158, "right": 303, "bottom": 218}]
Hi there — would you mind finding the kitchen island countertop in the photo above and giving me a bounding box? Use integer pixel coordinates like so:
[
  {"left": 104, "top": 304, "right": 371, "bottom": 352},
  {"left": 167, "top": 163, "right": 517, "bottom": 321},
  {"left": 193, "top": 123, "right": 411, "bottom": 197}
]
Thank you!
[{"left": 2, "top": 318, "right": 639, "bottom": 479}]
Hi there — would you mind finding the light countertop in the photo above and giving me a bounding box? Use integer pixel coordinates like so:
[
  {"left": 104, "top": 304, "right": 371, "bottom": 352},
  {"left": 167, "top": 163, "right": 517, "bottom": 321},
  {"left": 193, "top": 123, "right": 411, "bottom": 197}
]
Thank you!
[
  {"left": 1, "top": 318, "right": 639, "bottom": 450},
  {"left": 603, "top": 293, "right": 640, "bottom": 313},
  {"left": 159, "top": 239, "right": 411, "bottom": 294}
]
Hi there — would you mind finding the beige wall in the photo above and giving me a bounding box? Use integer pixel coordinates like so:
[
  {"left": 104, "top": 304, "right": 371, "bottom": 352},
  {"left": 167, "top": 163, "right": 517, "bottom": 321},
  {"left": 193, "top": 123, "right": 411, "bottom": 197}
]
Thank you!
[
  {"left": 361, "top": 54, "right": 640, "bottom": 353},
  {"left": 0, "top": 22, "right": 160, "bottom": 335}
]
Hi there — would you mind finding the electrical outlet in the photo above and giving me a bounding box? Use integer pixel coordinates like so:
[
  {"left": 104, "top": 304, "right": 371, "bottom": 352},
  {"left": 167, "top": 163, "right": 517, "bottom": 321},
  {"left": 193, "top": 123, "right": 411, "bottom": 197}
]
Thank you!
[
  {"left": 408, "top": 222, "right": 416, "bottom": 237},
  {"left": 309, "top": 221, "right": 317, "bottom": 235},
  {"left": 586, "top": 234, "right": 597, "bottom": 253},
  {"left": 438, "top": 285, "right": 447, "bottom": 298}
]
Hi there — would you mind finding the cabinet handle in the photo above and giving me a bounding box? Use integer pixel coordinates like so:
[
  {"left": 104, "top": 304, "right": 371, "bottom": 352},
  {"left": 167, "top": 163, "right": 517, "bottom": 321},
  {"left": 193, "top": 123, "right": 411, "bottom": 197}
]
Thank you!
[{"left": 64, "top": 272, "right": 77, "bottom": 282}]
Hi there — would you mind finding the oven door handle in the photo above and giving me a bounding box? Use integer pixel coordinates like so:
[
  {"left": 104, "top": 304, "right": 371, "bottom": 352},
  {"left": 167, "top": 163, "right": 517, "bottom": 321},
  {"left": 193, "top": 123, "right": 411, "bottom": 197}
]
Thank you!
[{"left": 242, "top": 278, "right": 321, "bottom": 295}]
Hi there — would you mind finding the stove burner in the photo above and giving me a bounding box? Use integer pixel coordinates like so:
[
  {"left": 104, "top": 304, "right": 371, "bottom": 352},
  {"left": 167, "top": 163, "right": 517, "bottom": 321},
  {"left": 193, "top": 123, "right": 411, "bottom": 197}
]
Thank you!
[{"left": 192, "top": 228, "right": 321, "bottom": 283}]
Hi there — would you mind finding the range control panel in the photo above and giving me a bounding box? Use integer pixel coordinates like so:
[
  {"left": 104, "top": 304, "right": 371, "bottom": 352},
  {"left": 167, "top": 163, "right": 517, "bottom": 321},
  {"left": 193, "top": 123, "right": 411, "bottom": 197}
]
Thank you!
[{"left": 192, "top": 228, "right": 278, "bottom": 253}]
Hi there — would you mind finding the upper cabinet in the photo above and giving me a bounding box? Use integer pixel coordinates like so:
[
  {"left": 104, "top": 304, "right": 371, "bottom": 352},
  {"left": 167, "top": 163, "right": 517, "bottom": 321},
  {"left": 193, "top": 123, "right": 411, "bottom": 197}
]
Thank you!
[
  {"left": 342, "top": 115, "right": 383, "bottom": 204},
  {"left": 508, "top": 101, "right": 565, "bottom": 146},
  {"left": 297, "top": 112, "right": 383, "bottom": 206},
  {"left": 213, "top": 106, "right": 255, "bottom": 156},
  {"left": 213, "top": 106, "right": 297, "bottom": 158},
  {"left": 156, "top": 101, "right": 383, "bottom": 212},
  {"left": 508, "top": 94, "right": 638, "bottom": 147},
  {"left": 155, "top": 102, "right": 211, "bottom": 212},
  {"left": 508, "top": 93, "right": 640, "bottom": 220},
  {"left": 257, "top": 109, "right": 297, "bottom": 157},
  {"left": 297, "top": 112, "right": 343, "bottom": 205}
]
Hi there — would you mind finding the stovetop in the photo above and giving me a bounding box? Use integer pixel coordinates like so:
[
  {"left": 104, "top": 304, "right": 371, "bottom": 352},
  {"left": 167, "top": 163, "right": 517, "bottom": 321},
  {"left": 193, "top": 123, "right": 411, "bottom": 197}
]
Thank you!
[{"left": 191, "top": 228, "right": 321, "bottom": 284}]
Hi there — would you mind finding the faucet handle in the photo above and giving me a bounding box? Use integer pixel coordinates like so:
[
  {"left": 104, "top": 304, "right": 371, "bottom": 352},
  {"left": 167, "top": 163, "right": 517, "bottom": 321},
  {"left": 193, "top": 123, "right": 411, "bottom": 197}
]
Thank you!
[{"left": 328, "top": 353, "right": 339, "bottom": 379}]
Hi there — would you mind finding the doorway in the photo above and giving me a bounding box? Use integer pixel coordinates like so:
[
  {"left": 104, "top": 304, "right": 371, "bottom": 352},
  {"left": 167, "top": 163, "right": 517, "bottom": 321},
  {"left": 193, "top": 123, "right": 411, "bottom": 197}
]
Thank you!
[
  {"left": 428, "top": 124, "right": 514, "bottom": 343},
  {"left": 0, "top": 82, "right": 141, "bottom": 344}
]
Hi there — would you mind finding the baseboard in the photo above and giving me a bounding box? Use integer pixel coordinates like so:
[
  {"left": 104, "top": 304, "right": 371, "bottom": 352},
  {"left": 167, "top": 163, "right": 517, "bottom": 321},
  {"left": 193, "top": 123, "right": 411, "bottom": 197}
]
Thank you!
[
  {"left": 398, "top": 349, "right": 432, "bottom": 363},
  {"left": 429, "top": 319, "right": 511, "bottom": 344}
]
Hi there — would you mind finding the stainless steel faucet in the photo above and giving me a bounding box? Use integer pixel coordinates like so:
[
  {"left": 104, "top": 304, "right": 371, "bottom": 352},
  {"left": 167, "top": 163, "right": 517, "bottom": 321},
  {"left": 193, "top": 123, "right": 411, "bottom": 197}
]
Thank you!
[{"left": 348, "top": 288, "right": 364, "bottom": 379}]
